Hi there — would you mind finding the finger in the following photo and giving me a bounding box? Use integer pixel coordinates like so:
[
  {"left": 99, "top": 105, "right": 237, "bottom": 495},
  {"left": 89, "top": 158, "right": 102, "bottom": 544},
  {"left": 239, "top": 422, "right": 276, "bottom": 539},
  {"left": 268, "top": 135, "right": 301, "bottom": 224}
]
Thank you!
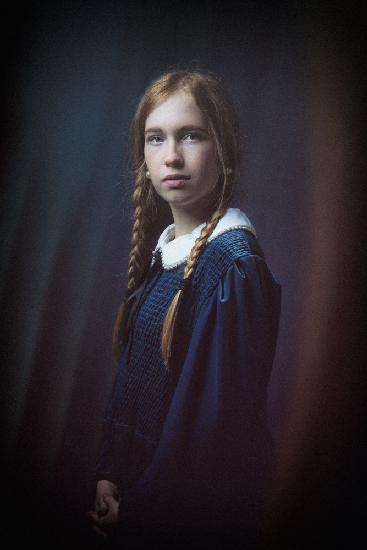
[
  {"left": 97, "top": 514, "right": 116, "bottom": 527},
  {"left": 103, "top": 496, "right": 119, "bottom": 514},
  {"left": 97, "top": 498, "right": 118, "bottom": 520},
  {"left": 93, "top": 525, "right": 108, "bottom": 538},
  {"left": 96, "top": 498, "right": 108, "bottom": 515},
  {"left": 97, "top": 508, "right": 120, "bottom": 528},
  {"left": 88, "top": 510, "right": 100, "bottom": 525},
  {"left": 102, "top": 494, "right": 118, "bottom": 505},
  {"left": 88, "top": 511, "right": 111, "bottom": 538},
  {"left": 88, "top": 510, "right": 108, "bottom": 527}
]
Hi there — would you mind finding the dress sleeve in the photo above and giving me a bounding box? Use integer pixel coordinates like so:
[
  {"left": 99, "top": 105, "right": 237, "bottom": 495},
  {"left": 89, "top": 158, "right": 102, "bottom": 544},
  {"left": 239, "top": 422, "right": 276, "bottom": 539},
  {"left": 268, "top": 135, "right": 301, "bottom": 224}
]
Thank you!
[{"left": 120, "top": 254, "right": 281, "bottom": 539}]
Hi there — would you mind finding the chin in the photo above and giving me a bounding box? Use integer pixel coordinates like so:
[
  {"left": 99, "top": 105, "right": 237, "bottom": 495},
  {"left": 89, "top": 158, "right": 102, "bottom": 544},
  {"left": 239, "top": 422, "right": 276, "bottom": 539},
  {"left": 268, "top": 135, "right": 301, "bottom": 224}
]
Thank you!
[
  {"left": 166, "top": 197, "right": 197, "bottom": 208},
  {"left": 161, "top": 192, "right": 192, "bottom": 206}
]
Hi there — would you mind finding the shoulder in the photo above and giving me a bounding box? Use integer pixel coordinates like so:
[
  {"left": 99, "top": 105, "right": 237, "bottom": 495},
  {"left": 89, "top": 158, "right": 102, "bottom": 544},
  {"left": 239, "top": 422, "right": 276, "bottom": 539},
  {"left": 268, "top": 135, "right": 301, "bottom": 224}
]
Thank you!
[
  {"left": 193, "top": 228, "right": 264, "bottom": 286},
  {"left": 189, "top": 228, "right": 274, "bottom": 315},
  {"left": 209, "top": 227, "right": 263, "bottom": 259}
]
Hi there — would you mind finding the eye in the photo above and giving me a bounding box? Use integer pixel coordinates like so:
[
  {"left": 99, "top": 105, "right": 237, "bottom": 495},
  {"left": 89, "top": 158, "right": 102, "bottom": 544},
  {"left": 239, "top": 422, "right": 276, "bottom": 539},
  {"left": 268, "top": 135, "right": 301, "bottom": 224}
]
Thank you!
[
  {"left": 146, "top": 135, "right": 163, "bottom": 144},
  {"left": 183, "top": 132, "right": 202, "bottom": 141}
]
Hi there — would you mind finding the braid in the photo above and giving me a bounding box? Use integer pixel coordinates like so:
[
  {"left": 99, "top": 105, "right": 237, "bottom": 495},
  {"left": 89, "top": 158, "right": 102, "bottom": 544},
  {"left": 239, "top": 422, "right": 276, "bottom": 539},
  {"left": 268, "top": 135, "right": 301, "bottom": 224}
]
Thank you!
[
  {"left": 161, "top": 206, "right": 226, "bottom": 368},
  {"left": 112, "top": 70, "right": 241, "bottom": 365},
  {"left": 112, "top": 175, "right": 154, "bottom": 362},
  {"left": 183, "top": 208, "right": 225, "bottom": 280},
  {"left": 127, "top": 184, "right": 149, "bottom": 290}
]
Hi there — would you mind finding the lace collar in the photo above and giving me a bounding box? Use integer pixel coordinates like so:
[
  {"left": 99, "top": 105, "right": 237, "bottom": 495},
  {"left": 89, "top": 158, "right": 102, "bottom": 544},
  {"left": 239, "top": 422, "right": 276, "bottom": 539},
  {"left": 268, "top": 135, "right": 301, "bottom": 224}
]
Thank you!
[{"left": 152, "top": 207, "right": 257, "bottom": 270}]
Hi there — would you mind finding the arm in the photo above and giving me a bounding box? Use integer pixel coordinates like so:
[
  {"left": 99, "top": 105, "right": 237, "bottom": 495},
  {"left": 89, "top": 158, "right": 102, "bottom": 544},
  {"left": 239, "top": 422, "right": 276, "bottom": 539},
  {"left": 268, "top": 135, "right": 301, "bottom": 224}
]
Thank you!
[
  {"left": 119, "top": 254, "right": 281, "bottom": 534},
  {"left": 89, "top": 345, "right": 131, "bottom": 536}
]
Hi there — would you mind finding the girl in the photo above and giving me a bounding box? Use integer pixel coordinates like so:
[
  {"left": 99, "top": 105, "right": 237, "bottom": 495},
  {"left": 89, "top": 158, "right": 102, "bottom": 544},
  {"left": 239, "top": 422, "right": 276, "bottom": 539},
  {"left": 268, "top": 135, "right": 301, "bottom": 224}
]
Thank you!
[{"left": 89, "top": 71, "right": 281, "bottom": 548}]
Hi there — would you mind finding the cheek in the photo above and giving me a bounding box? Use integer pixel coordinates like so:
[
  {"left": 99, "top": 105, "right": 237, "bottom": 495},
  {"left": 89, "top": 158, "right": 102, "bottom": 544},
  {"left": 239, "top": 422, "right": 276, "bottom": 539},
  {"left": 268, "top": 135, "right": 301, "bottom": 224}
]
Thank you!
[
  {"left": 144, "top": 150, "right": 163, "bottom": 175},
  {"left": 143, "top": 147, "right": 151, "bottom": 168},
  {"left": 197, "top": 146, "right": 218, "bottom": 173},
  {"left": 144, "top": 144, "right": 156, "bottom": 162},
  {"left": 201, "top": 152, "right": 220, "bottom": 182}
]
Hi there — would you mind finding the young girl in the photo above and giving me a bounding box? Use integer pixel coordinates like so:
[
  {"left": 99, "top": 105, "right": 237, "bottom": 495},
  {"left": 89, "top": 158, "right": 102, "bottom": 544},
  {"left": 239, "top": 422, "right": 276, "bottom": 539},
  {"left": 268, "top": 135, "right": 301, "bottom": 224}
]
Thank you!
[{"left": 89, "top": 71, "right": 281, "bottom": 548}]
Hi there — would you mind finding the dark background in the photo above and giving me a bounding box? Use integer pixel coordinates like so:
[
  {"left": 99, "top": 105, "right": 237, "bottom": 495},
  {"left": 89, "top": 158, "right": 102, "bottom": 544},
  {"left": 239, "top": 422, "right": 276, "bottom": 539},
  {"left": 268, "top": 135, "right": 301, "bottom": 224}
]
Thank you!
[{"left": 1, "top": 1, "right": 365, "bottom": 547}]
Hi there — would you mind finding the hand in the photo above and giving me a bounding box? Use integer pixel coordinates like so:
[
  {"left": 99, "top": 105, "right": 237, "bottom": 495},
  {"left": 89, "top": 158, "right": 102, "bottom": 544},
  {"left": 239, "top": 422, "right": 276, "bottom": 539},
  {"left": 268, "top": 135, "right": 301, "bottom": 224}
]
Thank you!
[{"left": 88, "top": 479, "right": 121, "bottom": 538}]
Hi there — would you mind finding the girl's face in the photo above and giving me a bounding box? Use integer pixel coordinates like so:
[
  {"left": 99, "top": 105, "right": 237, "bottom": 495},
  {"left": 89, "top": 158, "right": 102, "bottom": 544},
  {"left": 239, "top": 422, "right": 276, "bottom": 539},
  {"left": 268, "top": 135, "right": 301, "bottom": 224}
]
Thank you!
[{"left": 144, "top": 91, "right": 219, "bottom": 211}]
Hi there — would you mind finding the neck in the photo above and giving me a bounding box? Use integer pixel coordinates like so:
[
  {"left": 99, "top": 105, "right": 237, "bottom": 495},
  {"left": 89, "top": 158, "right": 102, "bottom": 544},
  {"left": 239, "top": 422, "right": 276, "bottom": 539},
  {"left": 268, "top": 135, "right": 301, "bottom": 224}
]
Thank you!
[
  {"left": 170, "top": 205, "right": 210, "bottom": 238},
  {"left": 170, "top": 207, "right": 203, "bottom": 238}
]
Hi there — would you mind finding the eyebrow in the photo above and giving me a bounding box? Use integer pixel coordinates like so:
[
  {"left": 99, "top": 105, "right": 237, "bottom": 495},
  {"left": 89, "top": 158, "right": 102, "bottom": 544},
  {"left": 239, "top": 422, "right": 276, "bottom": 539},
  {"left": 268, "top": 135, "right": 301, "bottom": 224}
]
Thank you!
[{"left": 144, "top": 125, "right": 208, "bottom": 134}]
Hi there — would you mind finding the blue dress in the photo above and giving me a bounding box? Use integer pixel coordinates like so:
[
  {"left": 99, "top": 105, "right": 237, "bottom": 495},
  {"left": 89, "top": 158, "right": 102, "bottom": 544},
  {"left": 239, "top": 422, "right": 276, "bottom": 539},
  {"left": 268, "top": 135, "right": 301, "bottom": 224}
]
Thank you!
[{"left": 96, "top": 225, "right": 281, "bottom": 547}]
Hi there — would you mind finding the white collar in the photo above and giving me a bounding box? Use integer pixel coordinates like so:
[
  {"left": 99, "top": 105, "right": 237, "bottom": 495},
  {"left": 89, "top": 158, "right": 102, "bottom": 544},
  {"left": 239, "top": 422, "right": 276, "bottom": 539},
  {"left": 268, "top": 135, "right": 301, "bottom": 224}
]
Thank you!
[{"left": 152, "top": 207, "right": 257, "bottom": 270}]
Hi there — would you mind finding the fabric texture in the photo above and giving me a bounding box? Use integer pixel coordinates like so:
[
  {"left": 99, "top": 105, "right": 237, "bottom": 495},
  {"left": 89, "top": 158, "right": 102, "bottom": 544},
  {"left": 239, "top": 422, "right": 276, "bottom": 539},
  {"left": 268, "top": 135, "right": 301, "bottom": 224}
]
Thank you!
[
  {"left": 95, "top": 215, "right": 281, "bottom": 548},
  {"left": 152, "top": 206, "right": 257, "bottom": 269}
]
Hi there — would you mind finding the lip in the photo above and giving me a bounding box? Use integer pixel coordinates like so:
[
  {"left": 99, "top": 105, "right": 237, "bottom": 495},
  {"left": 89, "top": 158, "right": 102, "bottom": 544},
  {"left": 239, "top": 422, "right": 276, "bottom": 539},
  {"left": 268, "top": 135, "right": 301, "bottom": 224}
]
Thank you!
[
  {"left": 164, "top": 179, "right": 188, "bottom": 189},
  {"left": 163, "top": 174, "right": 190, "bottom": 181},
  {"left": 163, "top": 174, "right": 190, "bottom": 189}
]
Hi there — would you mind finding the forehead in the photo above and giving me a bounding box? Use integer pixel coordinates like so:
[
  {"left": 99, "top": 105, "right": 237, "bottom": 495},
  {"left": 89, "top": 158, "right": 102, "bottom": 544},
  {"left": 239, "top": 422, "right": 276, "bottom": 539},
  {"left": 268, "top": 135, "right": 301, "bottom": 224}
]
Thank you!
[{"left": 145, "top": 91, "right": 207, "bottom": 130}]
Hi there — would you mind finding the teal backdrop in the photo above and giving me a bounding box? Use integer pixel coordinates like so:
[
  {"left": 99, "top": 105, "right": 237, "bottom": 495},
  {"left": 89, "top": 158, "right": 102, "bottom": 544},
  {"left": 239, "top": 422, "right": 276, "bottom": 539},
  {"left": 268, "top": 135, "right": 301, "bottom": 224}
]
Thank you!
[{"left": 1, "top": 1, "right": 365, "bottom": 548}]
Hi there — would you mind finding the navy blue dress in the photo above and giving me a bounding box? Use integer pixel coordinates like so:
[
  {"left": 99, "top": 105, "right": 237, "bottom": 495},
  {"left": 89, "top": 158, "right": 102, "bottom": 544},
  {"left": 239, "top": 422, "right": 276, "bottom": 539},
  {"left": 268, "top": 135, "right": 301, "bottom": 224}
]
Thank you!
[{"left": 96, "top": 228, "right": 281, "bottom": 548}]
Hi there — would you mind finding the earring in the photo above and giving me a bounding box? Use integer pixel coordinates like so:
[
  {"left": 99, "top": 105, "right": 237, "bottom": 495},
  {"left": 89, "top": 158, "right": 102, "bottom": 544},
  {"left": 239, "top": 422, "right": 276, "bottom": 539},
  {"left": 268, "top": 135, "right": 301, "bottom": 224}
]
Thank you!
[
  {"left": 145, "top": 170, "right": 150, "bottom": 178},
  {"left": 225, "top": 167, "right": 233, "bottom": 175}
]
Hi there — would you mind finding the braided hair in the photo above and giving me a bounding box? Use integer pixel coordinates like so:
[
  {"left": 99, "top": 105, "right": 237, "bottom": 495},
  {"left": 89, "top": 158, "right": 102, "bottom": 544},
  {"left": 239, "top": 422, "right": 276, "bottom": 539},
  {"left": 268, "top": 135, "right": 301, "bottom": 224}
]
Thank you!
[{"left": 112, "top": 70, "right": 242, "bottom": 366}]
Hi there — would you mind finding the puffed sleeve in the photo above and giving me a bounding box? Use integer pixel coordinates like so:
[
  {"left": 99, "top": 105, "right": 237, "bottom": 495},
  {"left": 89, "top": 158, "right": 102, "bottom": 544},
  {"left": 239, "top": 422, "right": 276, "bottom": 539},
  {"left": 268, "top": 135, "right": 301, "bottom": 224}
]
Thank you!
[{"left": 119, "top": 254, "right": 281, "bottom": 544}]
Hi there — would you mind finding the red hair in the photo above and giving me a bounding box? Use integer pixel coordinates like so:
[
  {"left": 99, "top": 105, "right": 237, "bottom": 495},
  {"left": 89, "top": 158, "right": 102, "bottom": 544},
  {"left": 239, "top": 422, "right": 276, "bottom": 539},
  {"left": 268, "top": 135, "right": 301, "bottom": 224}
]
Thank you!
[{"left": 113, "top": 70, "right": 242, "bottom": 367}]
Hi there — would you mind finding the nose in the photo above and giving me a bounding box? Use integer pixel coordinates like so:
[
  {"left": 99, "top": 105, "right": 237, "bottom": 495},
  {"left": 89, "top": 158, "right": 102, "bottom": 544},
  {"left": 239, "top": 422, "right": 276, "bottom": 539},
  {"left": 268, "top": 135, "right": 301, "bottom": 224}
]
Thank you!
[{"left": 164, "top": 139, "right": 183, "bottom": 167}]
